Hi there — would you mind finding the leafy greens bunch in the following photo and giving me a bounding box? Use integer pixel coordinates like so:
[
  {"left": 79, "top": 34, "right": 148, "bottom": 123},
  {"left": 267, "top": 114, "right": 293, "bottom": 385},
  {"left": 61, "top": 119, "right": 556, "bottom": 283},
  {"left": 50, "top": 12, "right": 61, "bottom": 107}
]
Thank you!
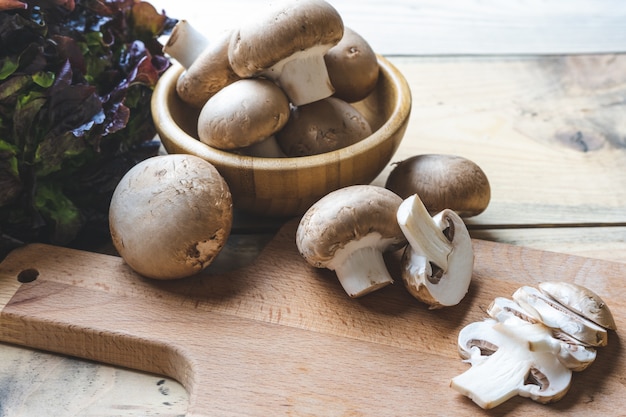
[{"left": 0, "top": 0, "right": 177, "bottom": 259}]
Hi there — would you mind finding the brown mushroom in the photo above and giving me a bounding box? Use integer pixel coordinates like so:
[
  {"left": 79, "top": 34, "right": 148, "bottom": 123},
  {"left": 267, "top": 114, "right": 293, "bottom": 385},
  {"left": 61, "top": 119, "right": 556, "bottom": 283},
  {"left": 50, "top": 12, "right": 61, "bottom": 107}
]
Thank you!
[
  {"left": 325, "top": 27, "right": 380, "bottom": 103},
  {"left": 296, "top": 185, "right": 407, "bottom": 298},
  {"left": 276, "top": 97, "right": 372, "bottom": 156},
  {"left": 385, "top": 154, "right": 491, "bottom": 217},
  {"left": 164, "top": 21, "right": 240, "bottom": 108},
  {"left": 228, "top": 0, "right": 344, "bottom": 106},
  {"left": 197, "top": 78, "right": 290, "bottom": 154},
  {"left": 109, "top": 154, "right": 233, "bottom": 280}
]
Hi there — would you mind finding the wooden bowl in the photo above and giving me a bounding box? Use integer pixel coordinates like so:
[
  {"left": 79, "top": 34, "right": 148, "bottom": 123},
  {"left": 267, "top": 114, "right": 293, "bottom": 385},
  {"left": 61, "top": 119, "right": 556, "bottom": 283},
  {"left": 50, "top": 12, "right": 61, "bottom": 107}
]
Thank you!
[{"left": 151, "top": 56, "right": 411, "bottom": 217}]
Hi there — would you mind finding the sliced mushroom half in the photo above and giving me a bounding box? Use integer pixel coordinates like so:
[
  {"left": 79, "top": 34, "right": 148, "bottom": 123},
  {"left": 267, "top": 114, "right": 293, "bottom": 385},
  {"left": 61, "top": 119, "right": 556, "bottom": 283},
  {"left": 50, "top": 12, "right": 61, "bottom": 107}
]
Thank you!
[{"left": 396, "top": 194, "right": 474, "bottom": 308}]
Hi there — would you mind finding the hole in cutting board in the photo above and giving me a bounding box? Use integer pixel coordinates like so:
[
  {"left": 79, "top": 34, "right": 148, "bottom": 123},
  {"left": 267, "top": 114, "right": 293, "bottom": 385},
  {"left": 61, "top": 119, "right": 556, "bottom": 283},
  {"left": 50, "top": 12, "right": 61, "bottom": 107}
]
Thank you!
[{"left": 17, "top": 268, "right": 39, "bottom": 283}]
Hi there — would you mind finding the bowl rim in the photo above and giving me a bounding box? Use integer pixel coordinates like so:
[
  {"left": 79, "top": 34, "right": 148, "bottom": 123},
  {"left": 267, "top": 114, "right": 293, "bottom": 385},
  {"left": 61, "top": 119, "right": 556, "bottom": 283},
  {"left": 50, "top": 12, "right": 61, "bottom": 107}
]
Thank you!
[{"left": 152, "top": 55, "right": 411, "bottom": 172}]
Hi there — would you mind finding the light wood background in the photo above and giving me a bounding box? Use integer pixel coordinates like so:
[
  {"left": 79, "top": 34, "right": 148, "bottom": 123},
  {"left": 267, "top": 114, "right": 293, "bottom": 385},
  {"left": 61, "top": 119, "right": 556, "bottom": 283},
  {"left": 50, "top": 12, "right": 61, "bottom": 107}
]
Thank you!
[{"left": 2, "top": 0, "right": 626, "bottom": 415}]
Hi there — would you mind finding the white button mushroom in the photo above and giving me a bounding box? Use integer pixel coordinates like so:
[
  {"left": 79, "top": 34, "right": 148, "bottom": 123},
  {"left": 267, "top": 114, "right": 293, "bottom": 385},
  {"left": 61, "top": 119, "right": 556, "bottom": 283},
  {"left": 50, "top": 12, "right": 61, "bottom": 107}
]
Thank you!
[
  {"left": 395, "top": 193, "right": 474, "bottom": 308},
  {"left": 163, "top": 21, "right": 240, "bottom": 108},
  {"left": 296, "top": 185, "right": 407, "bottom": 298},
  {"left": 276, "top": 97, "right": 372, "bottom": 157},
  {"left": 109, "top": 154, "right": 233, "bottom": 280},
  {"left": 197, "top": 78, "right": 290, "bottom": 155},
  {"left": 228, "top": 0, "right": 344, "bottom": 106},
  {"left": 324, "top": 27, "right": 380, "bottom": 103}
]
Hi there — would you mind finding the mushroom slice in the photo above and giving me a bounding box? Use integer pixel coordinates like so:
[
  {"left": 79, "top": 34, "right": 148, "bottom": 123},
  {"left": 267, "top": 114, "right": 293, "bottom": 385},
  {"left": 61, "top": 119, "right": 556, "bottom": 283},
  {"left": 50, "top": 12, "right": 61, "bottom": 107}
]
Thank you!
[
  {"left": 296, "top": 185, "right": 407, "bottom": 298},
  {"left": 539, "top": 281, "right": 617, "bottom": 330},
  {"left": 513, "top": 286, "right": 608, "bottom": 347},
  {"left": 396, "top": 194, "right": 474, "bottom": 308},
  {"left": 451, "top": 318, "right": 573, "bottom": 409},
  {"left": 487, "top": 297, "right": 597, "bottom": 371},
  {"left": 228, "top": 0, "right": 344, "bottom": 106}
]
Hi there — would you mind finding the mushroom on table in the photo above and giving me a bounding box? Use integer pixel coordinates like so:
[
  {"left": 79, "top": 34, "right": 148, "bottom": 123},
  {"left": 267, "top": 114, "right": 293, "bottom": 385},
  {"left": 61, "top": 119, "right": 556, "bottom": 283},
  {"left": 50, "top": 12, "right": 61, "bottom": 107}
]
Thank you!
[
  {"left": 451, "top": 282, "right": 616, "bottom": 409},
  {"left": 396, "top": 193, "right": 474, "bottom": 308},
  {"left": 296, "top": 185, "right": 407, "bottom": 298}
]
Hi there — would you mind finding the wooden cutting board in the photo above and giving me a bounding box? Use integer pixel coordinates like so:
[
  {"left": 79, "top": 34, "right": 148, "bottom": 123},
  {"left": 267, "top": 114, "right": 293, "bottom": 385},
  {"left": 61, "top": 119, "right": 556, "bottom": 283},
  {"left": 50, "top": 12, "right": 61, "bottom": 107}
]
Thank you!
[{"left": 1, "top": 219, "right": 624, "bottom": 416}]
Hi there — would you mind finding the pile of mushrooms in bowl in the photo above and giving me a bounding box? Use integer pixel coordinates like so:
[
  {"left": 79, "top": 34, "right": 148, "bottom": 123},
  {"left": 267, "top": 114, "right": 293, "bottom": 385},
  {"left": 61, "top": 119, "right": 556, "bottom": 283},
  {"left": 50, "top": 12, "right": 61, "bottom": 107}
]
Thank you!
[{"left": 151, "top": 0, "right": 411, "bottom": 217}]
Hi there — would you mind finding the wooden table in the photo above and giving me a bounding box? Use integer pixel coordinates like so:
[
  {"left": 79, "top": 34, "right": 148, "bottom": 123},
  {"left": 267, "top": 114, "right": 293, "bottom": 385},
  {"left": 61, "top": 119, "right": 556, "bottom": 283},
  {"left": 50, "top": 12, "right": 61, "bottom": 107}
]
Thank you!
[{"left": 2, "top": 1, "right": 626, "bottom": 415}]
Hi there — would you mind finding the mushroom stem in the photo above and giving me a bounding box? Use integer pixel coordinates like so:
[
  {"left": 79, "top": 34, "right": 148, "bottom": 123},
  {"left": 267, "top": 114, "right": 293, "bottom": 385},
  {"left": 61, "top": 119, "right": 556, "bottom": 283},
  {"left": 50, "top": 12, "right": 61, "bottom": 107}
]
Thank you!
[
  {"left": 397, "top": 194, "right": 452, "bottom": 273},
  {"left": 262, "top": 45, "right": 335, "bottom": 106},
  {"left": 326, "top": 233, "right": 395, "bottom": 298},
  {"left": 163, "top": 20, "right": 210, "bottom": 69}
]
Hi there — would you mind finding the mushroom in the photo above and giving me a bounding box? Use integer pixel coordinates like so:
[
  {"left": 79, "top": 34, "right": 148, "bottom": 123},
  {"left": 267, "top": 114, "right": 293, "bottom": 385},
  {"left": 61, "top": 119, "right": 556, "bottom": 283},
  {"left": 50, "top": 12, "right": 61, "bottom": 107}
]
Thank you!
[
  {"left": 197, "top": 78, "right": 290, "bottom": 155},
  {"left": 276, "top": 97, "right": 372, "bottom": 157},
  {"left": 228, "top": 0, "right": 344, "bottom": 106},
  {"left": 452, "top": 282, "right": 615, "bottom": 409},
  {"left": 109, "top": 154, "right": 233, "bottom": 280},
  {"left": 324, "top": 27, "right": 380, "bottom": 103},
  {"left": 164, "top": 21, "right": 241, "bottom": 108},
  {"left": 395, "top": 193, "right": 474, "bottom": 308},
  {"left": 512, "top": 285, "right": 608, "bottom": 347},
  {"left": 487, "top": 296, "right": 598, "bottom": 372},
  {"left": 451, "top": 317, "right": 573, "bottom": 409},
  {"left": 538, "top": 281, "right": 617, "bottom": 330},
  {"left": 296, "top": 185, "right": 407, "bottom": 298},
  {"left": 385, "top": 154, "right": 491, "bottom": 217}
]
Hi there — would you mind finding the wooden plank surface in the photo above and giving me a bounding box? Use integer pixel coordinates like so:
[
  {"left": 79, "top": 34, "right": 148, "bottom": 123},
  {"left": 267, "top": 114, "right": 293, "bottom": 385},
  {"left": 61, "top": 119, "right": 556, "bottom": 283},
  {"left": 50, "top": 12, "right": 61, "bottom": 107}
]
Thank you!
[
  {"left": 2, "top": 220, "right": 626, "bottom": 416},
  {"left": 2, "top": 0, "right": 626, "bottom": 415}
]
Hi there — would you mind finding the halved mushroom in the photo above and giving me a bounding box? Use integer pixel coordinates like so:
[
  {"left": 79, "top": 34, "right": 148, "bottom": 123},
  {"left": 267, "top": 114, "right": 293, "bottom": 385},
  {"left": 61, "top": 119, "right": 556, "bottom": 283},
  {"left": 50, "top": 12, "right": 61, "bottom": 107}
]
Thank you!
[
  {"left": 451, "top": 317, "right": 573, "bottom": 409},
  {"left": 538, "top": 281, "right": 617, "bottom": 330},
  {"left": 396, "top": 193, "right": 474, "bottom": 308},
  {"left": 324, "top": 27, "right": 379, "bottom": 103},
  {"left": 228, "top": 0, "right": 344, "bottom": 105},
  {"left": 276, "top": 97, "right": 372, "bottom": 157},
  {"left": 296, "top": 185, "right": 407, "bottom": 298},
  {"left": 512, "top": 286, "right": 608, "bottom": 347},
  {"left": 164, "top": 21, "right": 240, "bottom": 108},
  {"left": 197, "top": 78, "right": 290, "bottom": 155}
]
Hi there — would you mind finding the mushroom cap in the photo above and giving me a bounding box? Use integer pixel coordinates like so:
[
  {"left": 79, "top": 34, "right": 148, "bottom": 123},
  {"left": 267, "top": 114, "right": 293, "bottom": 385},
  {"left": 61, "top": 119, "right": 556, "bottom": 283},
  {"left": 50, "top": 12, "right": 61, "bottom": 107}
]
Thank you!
[
  {"left": 109, "top": 154, "right": 233, "bottom": 280},
  {"left": 296, "top": 185, "right": 406, "bottom": 268},
  {"left": 176, "top": 29, "right": 241, "bottom": 108},
  {"left": 228, "top": 0, "right": 344, "bottom": 78},
  {"left": 385, "top": 154, "right": 491, "bottom": 217},
  {"left": 197, "top": 78, "right": 290, "bottom": 150},
  {"left": 276, "top": 97, "right": 372, "bottom": 156},
  {"left": 539, "top": 281, "right": 617, "bottom": 330},
  {"left": 325, "top": 27, "right": 380, "bottom": 103}
]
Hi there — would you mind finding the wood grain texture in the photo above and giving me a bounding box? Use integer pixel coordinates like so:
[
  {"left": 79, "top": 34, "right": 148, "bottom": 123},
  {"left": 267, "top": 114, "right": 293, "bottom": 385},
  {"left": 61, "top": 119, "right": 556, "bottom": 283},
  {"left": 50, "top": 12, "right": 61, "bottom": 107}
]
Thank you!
[
  {"left": 2, "top": 220, "right": 625, "bottom": 416},
  {"left": 371, "top": 55, "right": 626, "bottom": 227}
]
